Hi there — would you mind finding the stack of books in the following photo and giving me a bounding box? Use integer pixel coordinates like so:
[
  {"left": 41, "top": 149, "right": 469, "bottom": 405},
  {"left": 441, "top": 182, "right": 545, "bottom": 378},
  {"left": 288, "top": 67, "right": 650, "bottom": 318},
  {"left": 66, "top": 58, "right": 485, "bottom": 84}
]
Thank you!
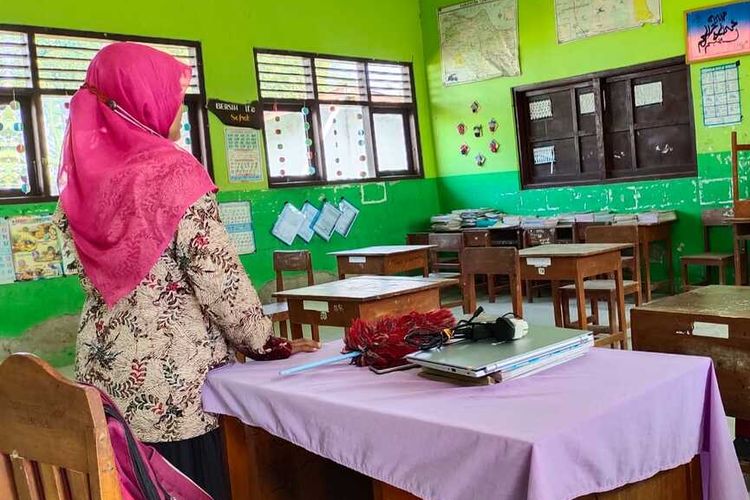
[
  {"left": 521, "top": 216, "right": 559, "bottom": 228},
  {"left": 593, "top": 211, "right": 614, "bottom": 223},
  {"left": 558, "top": 213, "right": 576, "bottom": 225},
  {"left": 430, "top": 214, "right": 462, "bottom": 231},
  {"left": 452, "top": 209, "right": 502, "bottom": 228},
  {"left": 613, "top": 213, "right": 638, "bottom": 225},
  {"left": 637, "top": 210, "right": 677, "bottom": 224},
  {"left": 574, "top": 212, "right": 594, "bottom": 223},
  {"left": 502, "top": 215, "right": 522, "bottom": 226}
]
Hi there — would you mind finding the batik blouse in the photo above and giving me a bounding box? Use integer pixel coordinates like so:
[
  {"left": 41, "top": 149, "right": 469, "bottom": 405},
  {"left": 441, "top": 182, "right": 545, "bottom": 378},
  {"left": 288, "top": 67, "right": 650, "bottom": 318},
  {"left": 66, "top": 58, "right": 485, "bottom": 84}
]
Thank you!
[{"left": 56, "top": 193, "right": 287, "bottom": 443}]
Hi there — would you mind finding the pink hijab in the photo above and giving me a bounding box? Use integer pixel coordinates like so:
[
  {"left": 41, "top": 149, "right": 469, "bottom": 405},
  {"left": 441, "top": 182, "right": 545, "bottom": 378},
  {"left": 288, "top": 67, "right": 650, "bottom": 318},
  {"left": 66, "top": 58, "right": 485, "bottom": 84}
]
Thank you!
[{"left": 59, "top": 42, "right": 216, "bottom": 306}]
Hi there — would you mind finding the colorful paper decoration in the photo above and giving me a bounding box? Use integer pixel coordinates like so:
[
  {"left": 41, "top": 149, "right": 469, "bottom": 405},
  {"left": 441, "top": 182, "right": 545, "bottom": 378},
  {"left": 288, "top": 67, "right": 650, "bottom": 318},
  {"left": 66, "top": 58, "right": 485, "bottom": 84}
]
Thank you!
[
  {"left": 475, "top": 154, "right": 486, "bottom": 167},
  {"left": 470, "top": 101, "right": 480, "bottom": 113},
  {"left": 457, "top": 123, "right": 466, "bottom": 135},
  {"left": 473, "top": 125, "right": 483, "bottom": 138},
  {"left": 488, "top": 118, "right": 498, "bottom": 133},
  {"left": 489, "top": 139, "right": 500, "bottom": 153},
  {"left": 686, "top": 2, "right": 750, "bottom": 63},
  {"left": 460, "top": 143, "right": 470, "bottom": 156}
]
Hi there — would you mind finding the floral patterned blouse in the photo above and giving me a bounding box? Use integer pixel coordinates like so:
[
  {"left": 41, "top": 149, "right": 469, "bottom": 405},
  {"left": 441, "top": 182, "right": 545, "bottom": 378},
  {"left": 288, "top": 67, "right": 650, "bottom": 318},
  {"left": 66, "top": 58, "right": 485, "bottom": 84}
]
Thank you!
[{"left": 56, "top": 193, "right": 287, "bottom": 443}]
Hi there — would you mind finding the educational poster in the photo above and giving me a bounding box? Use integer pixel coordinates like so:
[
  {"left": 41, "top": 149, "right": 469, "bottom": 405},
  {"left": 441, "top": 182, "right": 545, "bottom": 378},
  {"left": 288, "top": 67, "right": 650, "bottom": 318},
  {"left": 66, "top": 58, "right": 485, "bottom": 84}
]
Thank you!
[
  {"left": 555, "top": 0, "right": 661, "bottom": 44},
  {"left": 439, "top": 0, "right": 520, "bottom": 85},
  {"left": 219, "top": 201, "right": 256, "bottom": 254},
  {"left": 334, "top": 199, "right": 360, "bottom": 237},
  {"left": 0, "top": 218, "right": 15, "bottom": 285},
  {"left": 9, "top": 215, "right": 64, "bottom": 281},
  {"left": 272, "top": 203, "right": 305, "bottom": 246},
  {"left": 701, "top": 62, "right": 742, "bottom": 127},
  {"left": 297, "top": 202, "right": 319, "bottom": 243},
  {"left": 313, "top": 202, "right": 342, "bottom": 241},
  {"left": 225, "top": 126, "right": 263, "bottom": 183},
  {"left": 686, "top": 2, "right": 750, "bottom": 63}
]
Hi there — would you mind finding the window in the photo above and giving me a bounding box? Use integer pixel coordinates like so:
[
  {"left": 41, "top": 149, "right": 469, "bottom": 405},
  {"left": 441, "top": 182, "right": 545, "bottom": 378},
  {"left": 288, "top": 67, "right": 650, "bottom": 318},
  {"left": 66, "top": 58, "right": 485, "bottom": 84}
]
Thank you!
[
  {"left": 0, "top": 25, "right": 211, "bottom": 202},
  {"left": 255, "top": 49, "right": 422, "bottom": 187},
  {"left": 513, "top": 57, "right": 696, "bottom": 189}
]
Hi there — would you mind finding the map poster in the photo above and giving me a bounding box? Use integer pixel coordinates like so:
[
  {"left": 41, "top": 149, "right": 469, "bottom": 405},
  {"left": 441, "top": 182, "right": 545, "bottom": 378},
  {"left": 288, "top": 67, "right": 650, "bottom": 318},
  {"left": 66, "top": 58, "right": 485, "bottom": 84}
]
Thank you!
[
  {"left": 555, "top": 0, "right": 661, "bottom": 44},
  {"left": 439, "top": 0, "right": 520, "bottom": 86},
  {"left": 9, "top": 215, "right": 64, "bottom": 281},
  {"left": 686, "top": 2, "right": 750, "bottom": 63},
  {"left": 225, "top": 126, "right": 264, "bottom": 183}
]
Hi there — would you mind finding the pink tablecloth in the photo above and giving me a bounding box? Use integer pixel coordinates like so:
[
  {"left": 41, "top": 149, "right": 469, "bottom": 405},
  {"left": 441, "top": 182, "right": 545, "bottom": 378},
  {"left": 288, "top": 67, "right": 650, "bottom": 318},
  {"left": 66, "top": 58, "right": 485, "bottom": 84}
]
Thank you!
[{"left": 203, "top": 343, "right": 746, "bottom": 500}]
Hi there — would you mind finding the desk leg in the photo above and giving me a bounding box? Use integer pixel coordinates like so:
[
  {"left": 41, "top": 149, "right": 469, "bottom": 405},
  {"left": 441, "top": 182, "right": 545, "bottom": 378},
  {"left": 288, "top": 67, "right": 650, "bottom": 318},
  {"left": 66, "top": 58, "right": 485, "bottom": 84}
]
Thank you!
[
  {"left": 551, "top": 281, "right": 562, "bottom": 327},
  {"left": 734, "top": 226, "right": 746, "bottom": 285},
  {"left": 642, "top": 240, "right": 652, "bottom": 302},
  {"left": 290, "top": 322, "right": 304, "bottom": 340},
  {"left": 422, "top": 253, "right": 429, "bottom": 277},
  {"left": 574, "top": 275, "right": 587, "bottom": 332},
  {"left": 614, "top": 266, "right": 627, "bottom": 349},
  {"left": 665, "top": 235, "right": 674, "bottom": 295}
]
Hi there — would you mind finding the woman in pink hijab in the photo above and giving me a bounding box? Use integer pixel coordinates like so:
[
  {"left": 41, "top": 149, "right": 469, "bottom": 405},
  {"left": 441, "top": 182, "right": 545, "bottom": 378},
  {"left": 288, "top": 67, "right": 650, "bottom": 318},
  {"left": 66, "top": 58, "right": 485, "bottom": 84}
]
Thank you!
[{"left": 55, "top": 42, "right": 319, "bottom": 499}]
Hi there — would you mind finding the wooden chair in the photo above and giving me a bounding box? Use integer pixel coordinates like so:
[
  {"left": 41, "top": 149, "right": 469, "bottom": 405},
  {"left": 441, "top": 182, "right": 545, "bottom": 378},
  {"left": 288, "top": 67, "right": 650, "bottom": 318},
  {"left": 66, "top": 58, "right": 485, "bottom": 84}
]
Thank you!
[
  {"left": 405, "top": 232, "right": 430, "bottom": 246},
  {"left": 460, "top": 247, "right": 523, "bottom": 317},
  {"left": 560, "top": 225, "right": 642, "bottom": 349},
  {"left": 573, "top": 222, "right": 607, "bottom": 243},
  {"left": 462, "top": 230, "right": 505, "bottom": 303},
  {"left": 522, "top": 227, "right": 557, "bottom": 303},
  {"left": 732, "top": 131, "right": 750, "bottom": 218},
  {"left": 680, "top": 209, "right": 733, "bottom": 291},
  {"left": 0, "top": 354, "right": 121, "bottom": 499},
  {"left": 428, "top": 233, "right": 464, "bottom": 308},
  {"left": 264, "top": 250, "right": 319, "bottom": 342}
]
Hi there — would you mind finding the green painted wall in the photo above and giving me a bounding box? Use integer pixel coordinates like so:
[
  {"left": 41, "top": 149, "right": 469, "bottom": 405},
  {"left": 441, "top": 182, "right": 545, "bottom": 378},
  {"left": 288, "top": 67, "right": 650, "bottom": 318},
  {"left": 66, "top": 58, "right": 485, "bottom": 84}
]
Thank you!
[
  {"left": 0, "top": 0, "right": 440, "bottom": 354},
  {"left": 420, "top": 0, "right": 750, "bottom": 280}
]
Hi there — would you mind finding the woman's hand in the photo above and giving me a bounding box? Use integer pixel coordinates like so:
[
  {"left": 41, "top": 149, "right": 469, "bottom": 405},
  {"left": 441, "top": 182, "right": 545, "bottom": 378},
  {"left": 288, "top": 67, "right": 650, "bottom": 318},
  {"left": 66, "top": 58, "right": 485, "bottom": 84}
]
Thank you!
[{"left": 290, "top": 338, "right": 321, "bottom": 355}]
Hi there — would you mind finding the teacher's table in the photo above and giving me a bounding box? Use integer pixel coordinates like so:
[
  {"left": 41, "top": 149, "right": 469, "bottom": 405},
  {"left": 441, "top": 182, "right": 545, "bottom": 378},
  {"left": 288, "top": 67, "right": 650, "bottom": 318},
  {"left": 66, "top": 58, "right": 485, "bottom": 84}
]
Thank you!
[
  {"left": 638, "top": 221, "right": 676, "bottom": 301},
  {"left": 203, "top": 342, "right": 744, "bottom": 500},
  {"left": 519, "top": 244, "right": 629, "bottom": 344},
  {"left": 330, "top": 245, "right": 434, "bottom": 279},
  {"left": 273, "top": 275, "right": 456, "bottom": 340}
]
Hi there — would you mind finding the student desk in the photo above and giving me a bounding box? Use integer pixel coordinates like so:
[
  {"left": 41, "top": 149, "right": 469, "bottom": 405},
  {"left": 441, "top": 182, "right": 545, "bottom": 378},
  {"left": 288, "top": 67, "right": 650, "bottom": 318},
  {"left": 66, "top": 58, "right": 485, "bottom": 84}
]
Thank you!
[
  {"left": 273, "top": 275, "right": 456, "bottom": 340},
  {"left": 519, "top": 244, "right": 629, "bottom": 343},
  {"left": 632, "top": 285, "right": 750, "bottom": 449},
  {"left": 329, "top": 245, "right": 433, "bottom": 279},
  {"left": 203, "top": 342, "right": 745, "bottom": 500},
  {"left": 638, "top": 221, "right": 675, "bottom": 301}
]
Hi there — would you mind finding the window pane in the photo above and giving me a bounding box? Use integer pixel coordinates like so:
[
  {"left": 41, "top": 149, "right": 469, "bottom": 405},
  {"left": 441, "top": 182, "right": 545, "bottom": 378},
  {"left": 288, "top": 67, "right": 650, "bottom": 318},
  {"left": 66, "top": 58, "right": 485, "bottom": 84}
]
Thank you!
[
  {"left": 373, "top": 113, "right": 409, "bottom": 172},
  {"left": 41, "top": 95, "right": 71, "bottom": 196},
  {"left": 257, "top": 53, "right": 314, "bottom": 100},
  {"left": 0, "top": 100, "right": 29, "bottom": 193},
  {"left": 367, "top": 63, "right": 413, "bottom": 103},
  {"left": 320, "top": 104, "right": 374, "bottom": 181},
  {"left": 0, "top": 31, "right": 32, "bottom": 89},
  {"left": 315, "top": 58, "right": 367, "bottom": 102},
  {"left": 263, "top": 109, "right": 315, "bottom": 178}
]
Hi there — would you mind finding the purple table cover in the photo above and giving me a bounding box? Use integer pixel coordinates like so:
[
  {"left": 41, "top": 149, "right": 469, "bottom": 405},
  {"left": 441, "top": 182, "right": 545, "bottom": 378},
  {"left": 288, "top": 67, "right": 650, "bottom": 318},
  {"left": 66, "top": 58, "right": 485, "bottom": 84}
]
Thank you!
[{"left": 203, "top": 343, "right": 746, "bottom": 500}]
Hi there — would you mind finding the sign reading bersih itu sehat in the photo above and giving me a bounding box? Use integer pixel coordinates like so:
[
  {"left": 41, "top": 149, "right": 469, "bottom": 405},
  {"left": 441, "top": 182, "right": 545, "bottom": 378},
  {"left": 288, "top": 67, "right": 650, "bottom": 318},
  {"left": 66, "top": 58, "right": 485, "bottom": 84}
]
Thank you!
[{"left": 207, "top": 99, "right": 263, "bottom": 129}]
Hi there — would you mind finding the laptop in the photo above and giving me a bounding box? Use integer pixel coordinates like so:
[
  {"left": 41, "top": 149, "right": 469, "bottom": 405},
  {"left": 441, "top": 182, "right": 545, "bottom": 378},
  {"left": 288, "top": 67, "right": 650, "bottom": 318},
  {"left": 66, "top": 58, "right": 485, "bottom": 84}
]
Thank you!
[{"left": 406, "top": 325, "right": 593, "bottom": 378}]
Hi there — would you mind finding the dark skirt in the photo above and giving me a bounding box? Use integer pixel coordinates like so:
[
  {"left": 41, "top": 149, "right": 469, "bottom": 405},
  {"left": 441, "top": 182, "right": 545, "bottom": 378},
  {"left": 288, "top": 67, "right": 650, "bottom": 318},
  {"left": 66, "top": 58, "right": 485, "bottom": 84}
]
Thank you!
[{"left": 147, "top": 428, "right": 229, "bottom": 500}]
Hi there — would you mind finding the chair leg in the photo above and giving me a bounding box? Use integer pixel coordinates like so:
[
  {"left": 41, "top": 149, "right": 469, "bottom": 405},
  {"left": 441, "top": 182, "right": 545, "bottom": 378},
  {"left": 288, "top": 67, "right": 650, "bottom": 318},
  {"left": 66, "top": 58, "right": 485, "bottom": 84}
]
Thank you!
[
  {"left": 590, "top": 299, "right": 599, "bottom": 326},
  {"left": 607, "top": 296, "right": 616, "bottom": 349},
  {"left": 488, "top": 274, "right": 496, "bottom": 303},
  {"left": 718, "top": 263, "right": 726, "bottom": 285},
  {"left": 311, "top": 324, "right": 320, "bottom": 343},
  {"left": 526, "top": 280, "right": 534, "bottom": 303},
  {"left": 561, "top": 290, "right": 571, "bottom": 328},
  {"left": 681, "top": 262, "right": 689, "bottom": 292},
  {"left": 279, "top": 320, "right": 289, "bottom": 339}
]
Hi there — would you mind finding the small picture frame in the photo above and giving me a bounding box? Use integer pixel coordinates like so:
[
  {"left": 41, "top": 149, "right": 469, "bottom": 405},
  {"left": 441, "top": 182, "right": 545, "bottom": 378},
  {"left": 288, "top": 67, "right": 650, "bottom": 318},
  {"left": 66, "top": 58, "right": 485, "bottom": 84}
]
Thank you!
[{"left": 686, "top": 1, "right": 750, "bottom": 63}]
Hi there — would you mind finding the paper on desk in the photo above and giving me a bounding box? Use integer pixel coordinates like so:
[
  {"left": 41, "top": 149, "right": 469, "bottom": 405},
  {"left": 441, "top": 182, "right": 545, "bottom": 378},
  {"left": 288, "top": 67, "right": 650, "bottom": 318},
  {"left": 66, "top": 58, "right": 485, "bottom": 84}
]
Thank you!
[{"left": 272, "top": 203, "right": 305, "bottom": 246}]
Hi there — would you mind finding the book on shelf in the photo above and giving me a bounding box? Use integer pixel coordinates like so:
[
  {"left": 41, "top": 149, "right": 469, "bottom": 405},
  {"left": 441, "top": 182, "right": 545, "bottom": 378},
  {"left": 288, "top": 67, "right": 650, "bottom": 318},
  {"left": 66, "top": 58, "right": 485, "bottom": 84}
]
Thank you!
[{"left": 637, "top": 210, "right": 677, "bottom": 224}]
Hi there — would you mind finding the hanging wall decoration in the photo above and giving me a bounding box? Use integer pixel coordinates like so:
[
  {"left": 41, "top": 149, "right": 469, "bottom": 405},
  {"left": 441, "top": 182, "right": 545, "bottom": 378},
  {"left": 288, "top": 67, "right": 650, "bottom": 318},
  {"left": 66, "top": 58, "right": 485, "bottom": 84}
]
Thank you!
[
  {"left": 473, "top": 125, "right": 483, "bottom": 138},
  {"left": 470, "top": 101, "right": 480, "bottom": 113},
  {"left": 489, "top": 139, "right": 500, "bottom": 153},
  {"left": 488, "top": 118, "right": 498, "bottom": 133},
  {"left": 475, "top": 154, "right": 486, "bottom": 167},
  {"left": 460, "top": 143, "right": 470, "bottom": 155},
  {"left": 457, "top": 123, "right": 466, "bottom": 135}
]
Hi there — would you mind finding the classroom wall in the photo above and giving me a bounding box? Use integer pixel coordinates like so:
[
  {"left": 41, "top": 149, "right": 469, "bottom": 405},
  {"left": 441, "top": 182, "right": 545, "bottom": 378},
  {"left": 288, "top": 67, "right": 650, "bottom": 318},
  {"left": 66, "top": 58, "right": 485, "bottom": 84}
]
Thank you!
[
  {"left": 0, "top": 0, "right": 439, "bottom": 363},
  {"left": 420, "top": 0, "right": 750, "bottom": 278}
]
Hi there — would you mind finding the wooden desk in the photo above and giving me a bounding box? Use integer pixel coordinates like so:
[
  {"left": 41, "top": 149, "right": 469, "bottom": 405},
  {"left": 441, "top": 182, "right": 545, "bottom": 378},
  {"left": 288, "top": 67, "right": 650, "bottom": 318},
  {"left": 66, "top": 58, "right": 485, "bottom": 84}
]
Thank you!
[
  {"left": 638, "top": 221, "right": 675, "bottom": 301},
  {"left": 222, "top": 420, "right": 701, "bottom": 500},
  {"left": 729, "top": 217, "right": 750, "bottom": 285},
  {"left": 631, "top": 285, "right": 750, "bottom": 423},
  {"left": 519, "top": 244, "right": 629, "bottom": 345},
  {"left": 329, "top": 245, "right": 433, "bottom": 279},
  {"left": 273, "top": 276, "right": 455, "bottom": 339}
]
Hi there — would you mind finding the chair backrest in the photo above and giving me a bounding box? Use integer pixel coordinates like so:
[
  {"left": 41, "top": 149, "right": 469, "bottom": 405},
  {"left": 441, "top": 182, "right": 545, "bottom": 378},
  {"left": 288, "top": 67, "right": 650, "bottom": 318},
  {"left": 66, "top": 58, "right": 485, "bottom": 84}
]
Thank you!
[
  {"left": 463, "top": 230, "right": 491, "bottom": 247},
  {"left": 405, "top": 232, "right": 430, "bottom": 246},
  {"left": 701, "top": 208, "right": 730, "bottom": 226},
  {"left": 273, "top": 250, "right": 314, "bottom": 294},
  {"left": 0, "top": 354, "right": 121, "bottom": 500},
  {"left": 573, "top": 222, "right": 608, "bottom": 243},
  {"left": 428, "top": 233, "right": 465, "bottom": 272},
  {"left": 731, "top": 131, "right": 750, "bottom": 218},
  {"left": 523, "top": 227, "right": 557, "bottom": 247},
  {"left": 460, "top": 247, "right": 523, "bottom": 318},
  {"left": 585, "top": 224, "right": 641, "bottom": 282}
]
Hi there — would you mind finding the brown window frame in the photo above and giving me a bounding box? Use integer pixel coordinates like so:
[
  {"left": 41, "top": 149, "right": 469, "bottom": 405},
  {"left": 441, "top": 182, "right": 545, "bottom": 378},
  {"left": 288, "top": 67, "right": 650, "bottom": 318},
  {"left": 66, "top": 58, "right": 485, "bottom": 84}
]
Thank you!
[
  {"left": 513, "top": 56, "right": 697, "bottom": 190},
  {"left": 0, "top": 24, "right": 212, "bottom": 205},
  {"left": 254, "top": 48, "right": 423, "bottom": 188}
]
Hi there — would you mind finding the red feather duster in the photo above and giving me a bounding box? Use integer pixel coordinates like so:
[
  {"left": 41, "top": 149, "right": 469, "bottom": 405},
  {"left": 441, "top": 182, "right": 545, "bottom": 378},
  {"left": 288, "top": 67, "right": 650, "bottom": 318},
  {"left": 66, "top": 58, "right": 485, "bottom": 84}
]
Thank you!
[{"left": 343, "top": 309, "right": 456, "bottom": 370}]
